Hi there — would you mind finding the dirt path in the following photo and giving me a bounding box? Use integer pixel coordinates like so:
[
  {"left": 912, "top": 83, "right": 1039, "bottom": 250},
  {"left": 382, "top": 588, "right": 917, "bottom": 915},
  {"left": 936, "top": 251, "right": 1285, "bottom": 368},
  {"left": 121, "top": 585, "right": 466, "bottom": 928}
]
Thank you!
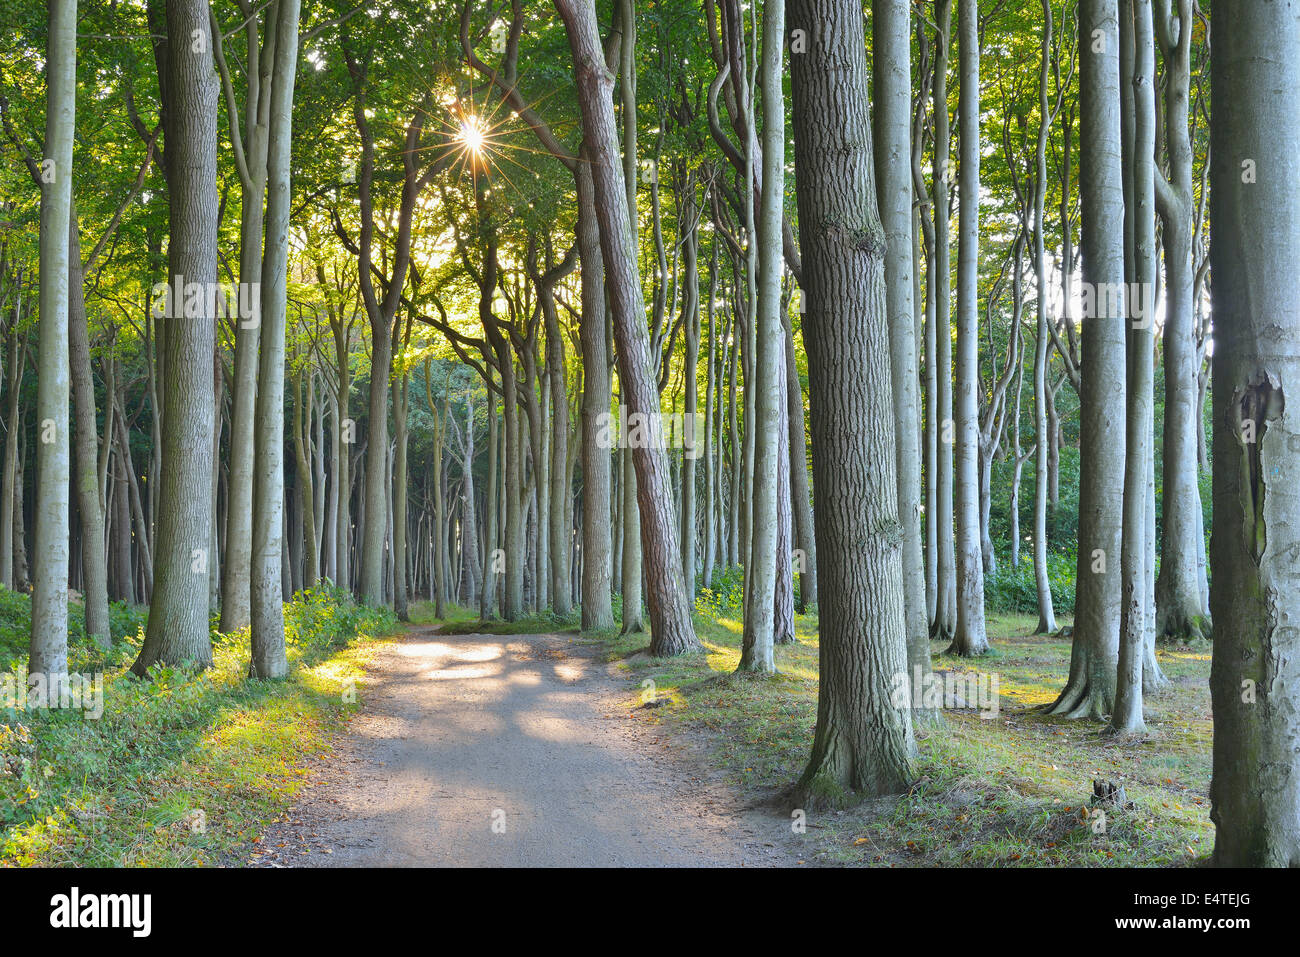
[{"left": 244, "top": 627, "right": 802, "bottom": 867}]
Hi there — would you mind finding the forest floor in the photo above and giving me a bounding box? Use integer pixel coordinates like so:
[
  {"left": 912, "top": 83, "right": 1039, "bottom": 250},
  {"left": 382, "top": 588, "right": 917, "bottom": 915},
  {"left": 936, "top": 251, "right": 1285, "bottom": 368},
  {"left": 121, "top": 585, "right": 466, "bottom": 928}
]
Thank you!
[
  {"left": 595, "top": 608, "right": 1215, "bottom": 867},
  {"left": 241, "top": 620, "right": 806, "bottom": 866},
  {"left": 243, "top": 603, "right": 1214, "bottom": 868}
]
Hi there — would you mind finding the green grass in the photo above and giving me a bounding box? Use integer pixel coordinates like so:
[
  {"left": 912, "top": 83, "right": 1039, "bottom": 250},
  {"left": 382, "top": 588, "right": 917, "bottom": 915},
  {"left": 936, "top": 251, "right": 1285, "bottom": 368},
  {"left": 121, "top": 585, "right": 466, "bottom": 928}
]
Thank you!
[
  {"left": 1, "top": 585, "right": 398, "bottom": 867},
  {"left": 422, "top": 604, "right": 582, "bottom": 636},
  {"left": 605, "top": 603, "right": 1214, "bottom": 868}
]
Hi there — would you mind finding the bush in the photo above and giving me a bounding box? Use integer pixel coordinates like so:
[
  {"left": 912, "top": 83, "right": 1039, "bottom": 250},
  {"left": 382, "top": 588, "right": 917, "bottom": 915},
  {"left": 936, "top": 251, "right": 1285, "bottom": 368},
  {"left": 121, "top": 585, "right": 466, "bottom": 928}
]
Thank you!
[
  {"left": 280, "top": 583, "right": 398, "bottom": 655},
  {"left": 983, "top": 549, "right": 1077, "bottom": 616},
  {"left": 1, "top": 585, "right": 399, "bottom": 864},
  {"left": 696, "top": 564, "right": 745, "bottom": 618}
]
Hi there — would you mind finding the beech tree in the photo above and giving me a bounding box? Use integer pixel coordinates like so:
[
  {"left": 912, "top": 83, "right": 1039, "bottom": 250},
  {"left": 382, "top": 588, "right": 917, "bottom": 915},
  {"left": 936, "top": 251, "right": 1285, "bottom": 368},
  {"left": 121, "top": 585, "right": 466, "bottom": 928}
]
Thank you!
[
  {"left": 788, "top": 0, "right": 913, "bottom": 802},
  {"left": 131, "top": 0, "right": 219, "bottom": 675},
  {"left": 1048, "top": 0, "right": 1126, "bottom": 719},
  {"left": 29, "top": 0, "right": 76, "bottom": 685},
  {"left": 1207, "top": 0, "right": 1300, "bottom": 867},
  {"left": 555, "top": 0, "right": 699, "bottom": 656}
]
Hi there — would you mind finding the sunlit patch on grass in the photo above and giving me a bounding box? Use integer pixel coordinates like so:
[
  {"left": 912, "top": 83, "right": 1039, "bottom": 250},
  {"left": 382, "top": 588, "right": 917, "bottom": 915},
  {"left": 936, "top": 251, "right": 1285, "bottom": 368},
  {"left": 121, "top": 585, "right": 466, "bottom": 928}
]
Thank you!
[{"left": 1, "top": 588, "right": 399, "bottom": 867}]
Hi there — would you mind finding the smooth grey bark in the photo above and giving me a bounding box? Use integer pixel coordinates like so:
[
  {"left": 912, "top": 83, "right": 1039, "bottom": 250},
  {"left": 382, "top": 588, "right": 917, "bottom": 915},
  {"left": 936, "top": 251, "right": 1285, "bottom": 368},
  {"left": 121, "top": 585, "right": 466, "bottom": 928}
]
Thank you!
[
  {"left": 556, "top": 0, "right": 699, "bottom": 656},
  {"left": 1048, "top": 0, "right": 1126, "bottom": 719},
  {"left": 929, "top": 0, "right": 957, "bottom": 642},
  {"left": 133, "top": 0, "right": 218, "bottom": 675},
  {"left": 481, "top": 374, "right": 498, "bottom": 620},
  {"left": 0, "top": 299, "right": 24, "bottom": 590},
  {"left": 738, "top": 0, "right": 785, "bottom": 674},
  {"left": 391, "top": 343, "right": 410, "bottom": 621},
  {"left": 1030, "top": 0, "right": 1058, "bottom": 635},
  {"left": 784, "top": 309, "right": 817, "bottom": 613},
  {"left": 679, "top": 179, "right": 700, "bottom": 601},
  {"left": 949, "top": 0, "right": 988, "bottom": 657},
  {"left": 67, "top": 212, "right": 110, "bottom": 647},
  {"left": 575, "top": 161, "right": 615, "bottom": 630},
  {"left": 875, "top": 0, "right": 932, "bottom": 691},
  {"left": 292, "top": 362, "right": 318, "bottom": 591},
  {"left": 248, "top": 0, "right": 300, "bottom": 679},
  {"left": 616, "top": 5, "right": 643, "bottom": 636},
  {"left": 31, "top": 0, "right": 76, "bottom": 683},
  {"left": 1111, "top": 0, "right": 1155, "bottom": 736},
  {"left": 1152, "top": 0, "right": 1209, "bottom": 642},
  {"left": 702, "top": 238, "right": 719, "bottom": 590},
  {"left": 789, "top": 0, "right": 914, "bottom": 804},
  {"left": 212, "top": 1, "right": 271, "bottom": 634},
  {"left": 1207, "top": 0, "right": 1300, "bottom": 867},
  {"left": 538, "top": 248, "right": 575, "bottom": 616}
]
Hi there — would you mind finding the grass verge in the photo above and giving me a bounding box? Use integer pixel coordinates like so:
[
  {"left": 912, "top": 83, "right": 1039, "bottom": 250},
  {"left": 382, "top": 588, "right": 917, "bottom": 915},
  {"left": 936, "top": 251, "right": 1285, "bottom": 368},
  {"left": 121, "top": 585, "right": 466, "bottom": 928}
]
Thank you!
[
  {"left": 1, "top": 585, "right": 398, "bottom": 866},
  {"left": 597, "top": 599, "right": 1213, "bottom": 867}
]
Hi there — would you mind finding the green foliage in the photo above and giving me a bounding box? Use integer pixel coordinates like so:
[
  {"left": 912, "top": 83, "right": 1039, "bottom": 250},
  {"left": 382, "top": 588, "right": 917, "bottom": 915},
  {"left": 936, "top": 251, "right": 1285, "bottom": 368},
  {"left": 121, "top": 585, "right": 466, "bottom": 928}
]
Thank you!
[
  {"left": 0, "top": 587, "right": 398, "bottom": 865},
  {"left": 695, "top": 564, "right": 746, "bottom": 618},
  {"left": 281, "top": 584, "right": 398, "bottom": 655},
  {"left": 983, "top": 550, "right": 1077, "bottom": 616},
  {"left": 0, "top": 585, "right": 146, "bottom": 670}
]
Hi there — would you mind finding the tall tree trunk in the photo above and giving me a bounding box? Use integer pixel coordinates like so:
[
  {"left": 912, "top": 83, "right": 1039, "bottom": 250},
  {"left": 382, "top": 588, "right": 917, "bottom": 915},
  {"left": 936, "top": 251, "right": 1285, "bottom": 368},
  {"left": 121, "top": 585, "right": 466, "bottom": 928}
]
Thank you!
[
  {"left": 0, "top": 310, "right": 24, "bottom": 591},
  {"left": 949, "top": 0, "right": 989, "bottom": 657},
  {"left": 1207, "top": 0, "right": 1300, "bottom": 866},
  {"left": 575, "top": 160, "right": 615, "bottom": 630},
  {"left": 1111, "top": 0, "right": 1156, "bottom": 736},
  {"left": 875, "top": 0, "right": 934, "bottom": 694},
  {"left": 679, "top": 178, "right": 700, "bottom": 601},
  {"left": 67, "top": 210, "right": 111, "bottom": 646},
  {"left": 133, "top": 0, "right": 219, "bottom": 675},
  {"left": 556, "top": 0, "right": 700, "bottom": 656},
  {"left": 738, "top": 0, "right": 786, "bottom": 673},
  {"left": 31, "top": 0, "right": 76, "bottom": 683},
  {"left": 248, "top": 0, "right": 301, "bottom": 678},
  {"left": 1048, "top": 0, "right": 1126, "bottom": 719},
  {"left": 784, "top": 310, "right": 817, "bottom": 612},
  {"left": 1152, "top": 0, "right": 1209, "bottom": 642},
  {"left": 481, "top": 383, "right": 499, "bottom": 620},
  {"left": 929, "top": 0, "right": 957, "bottom": 642},
  {"left": 789, "top": 0, "right": 914, "bottom": 803},
  {"left": 217, "top": 5, "right": 270, "bottom": 635},
  {"left": 391, "top": 369, "right": 409, "bottom": 621},
  {"left": 1030, "top": 0, "right": 1058, "bottom": 635}
]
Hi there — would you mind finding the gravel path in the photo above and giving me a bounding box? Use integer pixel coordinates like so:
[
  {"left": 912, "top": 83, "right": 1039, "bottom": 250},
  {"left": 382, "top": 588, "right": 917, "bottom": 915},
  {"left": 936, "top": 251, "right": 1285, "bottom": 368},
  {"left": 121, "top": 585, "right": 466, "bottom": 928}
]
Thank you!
[{"left": 243, "top": 627, "right": 802, "bottom": 867}]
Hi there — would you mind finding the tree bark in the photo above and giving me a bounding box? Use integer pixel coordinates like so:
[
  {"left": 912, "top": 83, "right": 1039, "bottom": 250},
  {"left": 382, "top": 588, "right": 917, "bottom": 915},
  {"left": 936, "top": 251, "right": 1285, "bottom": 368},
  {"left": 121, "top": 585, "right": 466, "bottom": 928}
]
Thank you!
[
  {"left": 556, "top": 0, "right": 700, "bottom": 656},
  {"left": 1048, "top": 0, "right": 1126, "bottom": 719},
  {"left": 31, "top": 0, "right": 76, "bottom": 683},
  {"left": 875, "top": 0, "right": 934, "bottom": 693},
  {"left": 248, "top": 0, "right": 300, "bottom": 678},
  {"left": 1207, "top": 0, "right": 1300, "bottom": 866},
  {"left": 789, "top": 0, "right": 914, "bottom": 804},
  {"left": 133, "top": 0, "right": 219, "bottom": 675}
]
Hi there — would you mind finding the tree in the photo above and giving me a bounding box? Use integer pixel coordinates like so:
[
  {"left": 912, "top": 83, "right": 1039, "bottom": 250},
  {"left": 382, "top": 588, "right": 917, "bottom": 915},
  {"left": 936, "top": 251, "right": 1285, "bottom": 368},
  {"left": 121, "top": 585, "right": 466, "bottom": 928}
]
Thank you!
[
  {"left": 249, "top": 0, "right": 301, "bottom": 679},
  {"left": 874, "top": 0, "right": 935, "bottom": 700},
  {"left": 949, "top": 0, "right": 989, "bottom": 657},
  {"left": 1152, "top": 0, "right": 1209, "bottom": 643},
  {"left": 132, "top": 0, "right": 219, "bottom": 675},
  {"left": 1207, "top": 0, "right": 1300, "bottom": 867},
  {"left": 928, "top": 0, "right": 957, "bottom": 643},
  {"left": 788, "top": 0, "right": 914, "bottom": 803},
  {"left": 30, "top": 0, "right": 76, "bottom": 686},
  {"left": 1029, "top": 0, "right": 1058, "bottom": 636},
  {"left": 555, "top": 0, "right": 700, "bottom": 656},
  {"left": 1110, "top": 0, "right": 1156, "bottom": 735},
  {"left": 1047, "top": 0, "right": 1126, "bottom": 719},
  {"left": 737, "top": 0, "right": 785, "bottom": 674}
]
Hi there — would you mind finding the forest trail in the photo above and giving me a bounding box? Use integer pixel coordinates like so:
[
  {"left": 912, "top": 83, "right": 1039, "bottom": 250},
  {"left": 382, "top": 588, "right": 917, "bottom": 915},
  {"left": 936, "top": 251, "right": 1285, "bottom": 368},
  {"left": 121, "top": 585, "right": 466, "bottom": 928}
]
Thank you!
[{"left": 246, "top": 626, "right": 801, "bottom": 867}]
